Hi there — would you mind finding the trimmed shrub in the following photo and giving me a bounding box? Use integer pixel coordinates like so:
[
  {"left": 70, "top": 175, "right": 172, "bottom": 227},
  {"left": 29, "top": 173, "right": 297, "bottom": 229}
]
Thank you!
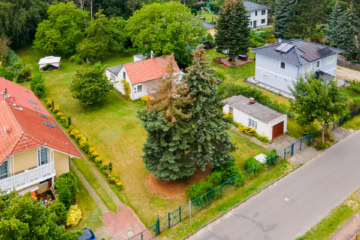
[
  {"left": 66, "top": 205, "right": 82, "bottom": 227},
  {"left": 123, "top": 80, "right": 130, "bottom": 100},
  {"left": 17, "top": 64, "right": 32, "bottom": 83},
  {"left": 48, "top": 200, "right": 67, "bottom": 225},
  {"left": 55, "top": 172, "right": 78, "bottom": 209},
  {"left": 212, "top": 157, "right": 237, "bottom": 183},
  {"left": 244, "top": 157, "right": 265, "bottom": 175},
  {"left": 30, "top": 75, "right": 46, "bottom": 98},
  {"left": 186, "top": 180, "right": 213, "bottom": 200}
]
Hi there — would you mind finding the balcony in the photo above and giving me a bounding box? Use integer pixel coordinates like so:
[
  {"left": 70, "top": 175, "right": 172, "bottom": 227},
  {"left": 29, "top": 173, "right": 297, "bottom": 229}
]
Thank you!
[{"left": 0, "top": 162, "right": 56, "bottom": 193}]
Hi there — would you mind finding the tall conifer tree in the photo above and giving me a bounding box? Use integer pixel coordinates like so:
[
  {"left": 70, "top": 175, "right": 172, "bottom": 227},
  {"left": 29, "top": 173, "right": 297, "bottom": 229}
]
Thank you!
[
  {"left": 215, "top": 0, "right": 250, "bottom": 61},
  {"left": 185, "top": 47, "right": 235, "bottom": 171},
  {"left": 274, "top": 0, "right": 297, "bottom": 39},
  {"left": 325, "top": 1, "right": 344, "bottom": 46}
]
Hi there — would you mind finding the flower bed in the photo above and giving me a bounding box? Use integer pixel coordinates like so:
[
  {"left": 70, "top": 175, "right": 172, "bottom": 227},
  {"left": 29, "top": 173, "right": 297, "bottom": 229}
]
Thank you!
[{"left": 46, "top": 99, "right": 123, "bottom": 190}]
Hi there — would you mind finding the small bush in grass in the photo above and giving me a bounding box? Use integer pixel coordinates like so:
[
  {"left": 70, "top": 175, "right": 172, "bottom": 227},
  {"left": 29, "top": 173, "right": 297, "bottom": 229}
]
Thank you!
[
  {"left": 212, "top": 157, "right": 237, "bottom": 183},
  {"left": 186, "top": 180, "right": 213, "bottom": 200},
  {"left": 244, "top": 157, "right": 265, "bottom": 175},
  {"left": 16, "top": 64, "right": 32, "bottom": 83},
  {"left": 234, "top": 174, "right": 245, "bottom": 187},
  {"left": 207, "top": 172, "right": 222, "bottom": 186},
  {"left": 67, "top": 116, "right": 72, "bottom": 128},
  {"left": 48, "top": 200, "right": 67, "bottom": 225},
  {"left": 123, "top": 80, "right": 131, "bottom": 100},
  {"left": 30, "top": 75, "right": 46, "bottom": 98},
  {"left": 55, "top": 172, "right": 78, "bottom": 209},
  {"left": 66, "top": 205, "right": 82, "bottom": 227}
]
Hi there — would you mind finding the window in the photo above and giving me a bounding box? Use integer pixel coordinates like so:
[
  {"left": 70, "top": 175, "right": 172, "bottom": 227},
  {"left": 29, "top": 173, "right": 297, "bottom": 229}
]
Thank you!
[
  {"left": 326, "top": 55, "right": 334, "bottom": 65},
  {"left": 123, "top": 71, "right": 126, "bottom": 80},
  {"left": 263, "top": 71, "right": 270, "bottom": 79},
  {"left": 249, "top": 21, "right": 252, "bottom": 27},
  {"left": 304, "top": 63, "right": 312, "bottom": 73},
  {"left": 137, "top": 85, "right": 142, "bottom": 93},
  {"left": 255, "top": 11, "right": 258, "bottom": 16},
  {"left": 38, "top": 147, "right": 49, "bottom": 166},
  {"left": 280, "top": 61, "right": 286, "bottom": 70},
  {"left": 248, "top": 119, "right": 257, "bottom": 129},
  {"left": 262, "top": 10, "right": 266, "bottom": 15},
  {"left": 111, "top": 74, "right": 116, "bottom": 81},
  {"left": 0, "top": 160, "right": 8, "bottom": 180},
  {"left": 229, "top": 106, "right": 233, "bottom": 113},
  {"left": 316, "top": 60, "right": 321, "bottom": 68},
  {"left": 261, "top": 19, "right": 266, "bottom": 24}
]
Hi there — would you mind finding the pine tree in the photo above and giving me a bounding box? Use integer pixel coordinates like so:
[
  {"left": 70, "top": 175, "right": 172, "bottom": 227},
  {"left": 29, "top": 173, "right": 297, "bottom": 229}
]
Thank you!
[
  {"left": 215, "top": 0, "right": 250, "bottom": 61},
  {"left": 337, "top": 2, "right": 360, "bottom": 62},
  {"left": 137, "top": 61, "right": 196, "bottom": 180},
  {"left": 184, "top": 47, "right": 235, "bottom": 171},
  {"left": 325, "top": 1, "right": 344, "bottom": 46},
  {"left": 274, "top": 0, "right": 297, "bottom": 39}
]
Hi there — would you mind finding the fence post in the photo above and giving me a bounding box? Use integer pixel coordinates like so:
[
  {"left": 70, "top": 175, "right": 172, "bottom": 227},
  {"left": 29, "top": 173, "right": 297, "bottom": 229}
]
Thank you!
[
  {"left": 307, "top": 135, "right": 311, "bottom": 145},
  {"left": 179, "top": 206, "right": 182, "bottom": 222},
  {"left": 291, "top": 143, "right": 294, "bottom": 156},
  {"left": 300, "top": 140, "right": 302, "bottom": 151},
  {"left": 156, "top": 215, "right": 160, "bottom": 236},
  {"left": 284, "top": 148, "right": 286, "bottom": 158},
  {"left": 189, "top": 200, "right": 192, "bottom": 227},
  {"left": 168, "top": 212, "right": 171, "bottom": 229}
]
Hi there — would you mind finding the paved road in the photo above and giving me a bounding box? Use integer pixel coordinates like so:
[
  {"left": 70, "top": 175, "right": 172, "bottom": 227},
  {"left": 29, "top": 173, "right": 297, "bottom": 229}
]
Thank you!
[{"left": 190, "top": 131, "right": 360, "bottom": 240}]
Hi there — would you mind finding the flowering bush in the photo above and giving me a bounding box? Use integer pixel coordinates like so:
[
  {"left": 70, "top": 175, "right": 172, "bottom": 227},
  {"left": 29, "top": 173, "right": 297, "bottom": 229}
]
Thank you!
[
  {"left": 70, "top": 129, "right": 79, "bottom": 137},
  {"left": 95, "top": 157, "right": 103, "bottom": 164},
  {"left": 56, "top": 112, "right": 63, "bottom": 118},
  {"left": 238, "top": 123, "right": 256, "bottom": 136},
  {"left": 224, "top": 112, "right": 233, "bottom": 120},
  {"left": 66, "top": 205, "right": 82, "bottom": 227},
  {"left": 140, "top": 96, "right": 150, "bottom": 105},
  {"left": 53, "top": 105, "right": 60, "bottom": 113},
  {"left": 46, "top": 99, "right": 52, "bottom": 108},
  {"left": 100, "top": 162, "right": 108, "bottom": 170}
]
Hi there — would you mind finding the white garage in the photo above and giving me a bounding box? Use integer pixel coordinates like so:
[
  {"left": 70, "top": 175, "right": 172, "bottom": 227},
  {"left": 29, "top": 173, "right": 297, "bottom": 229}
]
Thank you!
[
  {"left": 223, "top": 95, "right": 287, "bottom": 140},
  {"left": 38, "top": 56, "right": 61, "bottom": 72}
]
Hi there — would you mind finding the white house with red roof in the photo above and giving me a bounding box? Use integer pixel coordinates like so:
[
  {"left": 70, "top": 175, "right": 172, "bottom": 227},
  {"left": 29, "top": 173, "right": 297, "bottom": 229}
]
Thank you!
[
  {"left": 105, "top": 55, "right": 183, "bottom": 100},
  {"left": 0, "top": 77, "right": 81, "bottom": 195}
]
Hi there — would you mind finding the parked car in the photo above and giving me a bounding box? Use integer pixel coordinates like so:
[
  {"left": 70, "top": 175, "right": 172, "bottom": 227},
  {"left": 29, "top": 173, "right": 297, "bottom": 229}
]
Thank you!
[{"left": 79, "top": 228, "right": 96, "bottom": 240}]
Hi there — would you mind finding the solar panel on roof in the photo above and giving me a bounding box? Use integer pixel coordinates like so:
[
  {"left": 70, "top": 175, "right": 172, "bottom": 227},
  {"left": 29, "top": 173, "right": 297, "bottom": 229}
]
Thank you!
[
  {"left": 282, "top": 44, "right": 294, "bottom": 53},
  {"left": 43, "top": 121, "right": 55, "bottom": 128},
  {"left": 276, "top": 43, "right": 288, "bottom": 51}
]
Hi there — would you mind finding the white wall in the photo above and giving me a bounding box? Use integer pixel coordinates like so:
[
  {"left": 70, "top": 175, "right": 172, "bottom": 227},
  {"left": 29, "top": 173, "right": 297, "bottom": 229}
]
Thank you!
[
  {"left": 224, "top": 104, "right": 287, "bottom": 140},
  {"left": 248, "top": 9, "right": 268, "bottom": 28}
]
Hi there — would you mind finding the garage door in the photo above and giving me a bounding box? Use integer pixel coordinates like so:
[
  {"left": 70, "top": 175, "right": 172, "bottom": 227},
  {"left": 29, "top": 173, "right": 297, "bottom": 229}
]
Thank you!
[{"left": 272, "top": 121, "right": 284, "bottom": 139}]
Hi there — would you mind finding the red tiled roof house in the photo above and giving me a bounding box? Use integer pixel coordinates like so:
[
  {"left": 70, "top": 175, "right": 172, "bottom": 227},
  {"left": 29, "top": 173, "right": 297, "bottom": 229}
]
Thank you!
[
  {"left": 105, "top": 55, "right": 183, "bottom": 100},
  {"left": 0, "top": 77, "right": 81, "bottom": 194}
]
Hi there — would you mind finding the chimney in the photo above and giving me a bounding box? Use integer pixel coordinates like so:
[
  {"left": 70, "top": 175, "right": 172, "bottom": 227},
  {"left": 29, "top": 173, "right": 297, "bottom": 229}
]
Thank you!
[
  {"left": 151, "top": 50, "right": 155, "bottom": 59},
  {"left": 249, "top": 97, "right": 255, "bottom": 104}
]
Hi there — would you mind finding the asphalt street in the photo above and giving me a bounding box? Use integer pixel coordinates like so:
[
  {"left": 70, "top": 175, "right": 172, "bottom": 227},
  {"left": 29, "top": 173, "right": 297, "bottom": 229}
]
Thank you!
[{"left": 190, "top": 131, "right": 360, "bottom": 240}]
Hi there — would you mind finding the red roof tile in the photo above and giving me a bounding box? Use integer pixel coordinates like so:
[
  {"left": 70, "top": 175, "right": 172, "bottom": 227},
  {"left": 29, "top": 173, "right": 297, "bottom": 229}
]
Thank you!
[
  {"left": 124, "top": 55, "right": 180, "bottom": 85},
  {"left": 0, "top": 78, "right": 81, "bottom": 164}
]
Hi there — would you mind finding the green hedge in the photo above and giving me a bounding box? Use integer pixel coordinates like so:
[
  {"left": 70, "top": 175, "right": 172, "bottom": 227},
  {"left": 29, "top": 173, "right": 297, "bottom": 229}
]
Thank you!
[{"left": 55, "top": 172, "right": 78, "bottom": 210}]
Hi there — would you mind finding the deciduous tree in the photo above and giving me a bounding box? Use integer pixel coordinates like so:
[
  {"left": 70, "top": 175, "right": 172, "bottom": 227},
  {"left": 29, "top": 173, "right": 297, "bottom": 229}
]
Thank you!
[
  {"left": 215, "top": 0, "right": 250, "bottom": 61},
  {"left": 126, "top": 2, "right": 204, "bottom": 68},
  {"left": 291, "top": 75, "right": 348, "bottom": 144},
  {"left": 70, "top": 63, "right": 113, "bottom": 106}
]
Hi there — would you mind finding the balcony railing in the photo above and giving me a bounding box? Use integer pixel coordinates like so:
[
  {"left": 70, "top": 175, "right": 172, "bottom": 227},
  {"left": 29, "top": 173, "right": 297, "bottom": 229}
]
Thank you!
[{"left": 0, "top": 162, "right": 56, "bottom": 193}]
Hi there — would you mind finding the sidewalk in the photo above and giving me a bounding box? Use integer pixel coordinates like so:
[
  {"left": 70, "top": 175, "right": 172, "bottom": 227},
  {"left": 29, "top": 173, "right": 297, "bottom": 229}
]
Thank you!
[{"left": 329, "top": 211, "right": 360, "bottom": 240}]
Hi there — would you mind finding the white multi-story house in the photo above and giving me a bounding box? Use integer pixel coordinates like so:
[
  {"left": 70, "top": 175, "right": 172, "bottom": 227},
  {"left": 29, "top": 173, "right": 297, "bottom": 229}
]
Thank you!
[
  {"left": 252, "top": 39, "right": 343, "bottom": 97},
  {"left": 244, "top": 1, "right": 271, "bottom": 29}
]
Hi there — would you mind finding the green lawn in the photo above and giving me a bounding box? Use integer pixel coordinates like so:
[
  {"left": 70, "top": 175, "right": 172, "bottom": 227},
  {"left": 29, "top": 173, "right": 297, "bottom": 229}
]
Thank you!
[
  {"left": 198, "top": 10, "right": 216, "bottom": 23},
  {"left": 297, "top": 189, "right": 360, "bottom": 240},
  {"left": 17, "top": 46, "right": 278, "bottom": 227},
  {"left": 70, "top": 166, "right": 104, "bottom": 232}
]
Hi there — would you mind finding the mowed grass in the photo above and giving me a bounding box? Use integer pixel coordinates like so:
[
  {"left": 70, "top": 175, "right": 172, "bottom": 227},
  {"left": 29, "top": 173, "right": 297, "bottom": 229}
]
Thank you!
[
  {"left": 70, "top": 166, "right": 104, "bottom": 232},
  {"left": 17, "top": 46, "right": 273, "bottom": 226},
  {"left": 297, "top": 189, "right": 360, "bottom": 240},
  {"left": 198, "top": 10, "right": 217, "bottom": 23}
]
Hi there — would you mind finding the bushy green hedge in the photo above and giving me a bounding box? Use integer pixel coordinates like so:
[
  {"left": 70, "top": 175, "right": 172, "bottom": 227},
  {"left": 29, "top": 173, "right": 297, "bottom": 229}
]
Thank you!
[
  {"left": 48, "top": 200, "right": 67, "bottom": 225},
  {"left": 348, "top": 81, "right": 360, "bottom": 94},
  {"left": 55, "top": 172, "right": 78, "bottom": 210},
  {"left": 30, "top": 75, "right": 46, "bottom": 98},
  {"left": 219, "top": 83, "right": 296, "bottom": 118}
]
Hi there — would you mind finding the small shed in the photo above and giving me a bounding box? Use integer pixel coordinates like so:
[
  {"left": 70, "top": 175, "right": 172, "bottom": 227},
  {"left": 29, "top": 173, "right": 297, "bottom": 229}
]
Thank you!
[
  {"left": 223, "top": 95, "right": 287, "bottom": 140},
  {"left": 38, "top": 56, "right": 61, "bottom": 72}
]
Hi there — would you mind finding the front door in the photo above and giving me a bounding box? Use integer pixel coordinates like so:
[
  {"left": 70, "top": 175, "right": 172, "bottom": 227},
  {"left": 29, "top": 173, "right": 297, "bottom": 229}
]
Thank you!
[{"left": 253, "top": 20, "right": 257, "bottom": 28}]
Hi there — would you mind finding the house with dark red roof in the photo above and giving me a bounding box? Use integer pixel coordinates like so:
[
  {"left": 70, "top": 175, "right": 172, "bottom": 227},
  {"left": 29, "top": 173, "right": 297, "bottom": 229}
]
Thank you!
[
  {"left": 105, "top": 54, "right": 183, "bottom": 100},
  {"left": 0, "top": 77, "right": 81, "bottom": 195}
]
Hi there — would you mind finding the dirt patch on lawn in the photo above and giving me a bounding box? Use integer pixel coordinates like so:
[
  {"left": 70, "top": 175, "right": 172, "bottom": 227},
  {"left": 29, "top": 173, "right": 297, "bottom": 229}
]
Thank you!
[{"left": 146, "top": 168, "right": 211, "bottom": 198}]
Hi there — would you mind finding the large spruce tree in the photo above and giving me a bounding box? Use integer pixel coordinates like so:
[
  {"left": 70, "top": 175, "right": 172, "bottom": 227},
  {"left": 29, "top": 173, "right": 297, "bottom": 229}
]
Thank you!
[
  {"left": 337, "top": 2, "right": 360, "bottom": 62},
  {"left": 274, "top": 0, "right": 297, "bottom": 39},
  {"left": 325, "top": 1, "right": 344, "bottom": 46},
  {"left": 185, "top": 47, "right": 235, "bottom": 171},
  {"left": 137, "top": 61, "right": 196, "bottom": 180},
  {"left": 215, "top": 0, "right": 250, "bottom": 61}
]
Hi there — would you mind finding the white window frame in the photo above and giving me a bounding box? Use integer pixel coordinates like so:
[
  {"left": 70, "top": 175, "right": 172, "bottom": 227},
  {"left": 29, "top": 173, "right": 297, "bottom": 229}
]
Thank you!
[
  {"left": 0, "top": 159, "right": 8, "bottom": 180},
  {"left": 111, "top": 74, "right": 116, "bottom": 81},
  {"left": 248, "top": 119, "right": 257, "bottom": 129},
  {"left": 316, "top": 60, "right": 321, "bottom": 68},
  {"left": 304, "top": 63, "right": 312, "bottom": 74},
  {"left": 263, "top": 71, "right": 270, "bottom": 79},
  {"left": 280, "top": 61, "right": 286, "bottom": 70},
  {"left": 137, "top": 85, "right": 142, "bottom": 93},
  {"left": 262, "top": 10, "right": 266, "bottom": 15},
  {"left": 326, "top": 55, "right": 335, "bottom": 65},
  {"left": 261, "top": 19, "right": 266, "bottom": 24},
  {"left": 37, "top": 147, "right": 49, "bottom": 166},
  {"left": 255, "top": 11, "right": 258, "bottom": 16}
]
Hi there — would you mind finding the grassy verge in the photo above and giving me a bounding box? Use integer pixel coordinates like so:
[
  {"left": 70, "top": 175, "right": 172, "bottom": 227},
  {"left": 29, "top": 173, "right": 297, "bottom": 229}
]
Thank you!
[
  {"left": 160, "top": 160, "right": 292, "bottom": 239},
  {"left": 69, "top": 166, "right": 104, "bottom": 232},
  {"left": 343, "top": 115, "right": 360, "bottom": 130},
  {"left": 197, "top": 10, "right": 216, "bottom": 23},
  {"left": 72, "top": 158, "right": 118, "bottom": 213},
  {"left": 297, "top": 189, "right": 360, "bottom": 240}
]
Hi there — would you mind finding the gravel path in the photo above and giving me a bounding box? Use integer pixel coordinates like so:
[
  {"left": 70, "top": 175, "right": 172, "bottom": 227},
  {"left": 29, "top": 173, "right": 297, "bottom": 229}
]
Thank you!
[{"left": 337, "top": 66, "right": 360, "bottom": 81}]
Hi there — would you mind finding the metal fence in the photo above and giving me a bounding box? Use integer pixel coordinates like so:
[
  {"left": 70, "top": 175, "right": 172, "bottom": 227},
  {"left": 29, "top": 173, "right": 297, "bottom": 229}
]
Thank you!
[{"left": 124, "top": 153, "right": 278, "bottom": 240}]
